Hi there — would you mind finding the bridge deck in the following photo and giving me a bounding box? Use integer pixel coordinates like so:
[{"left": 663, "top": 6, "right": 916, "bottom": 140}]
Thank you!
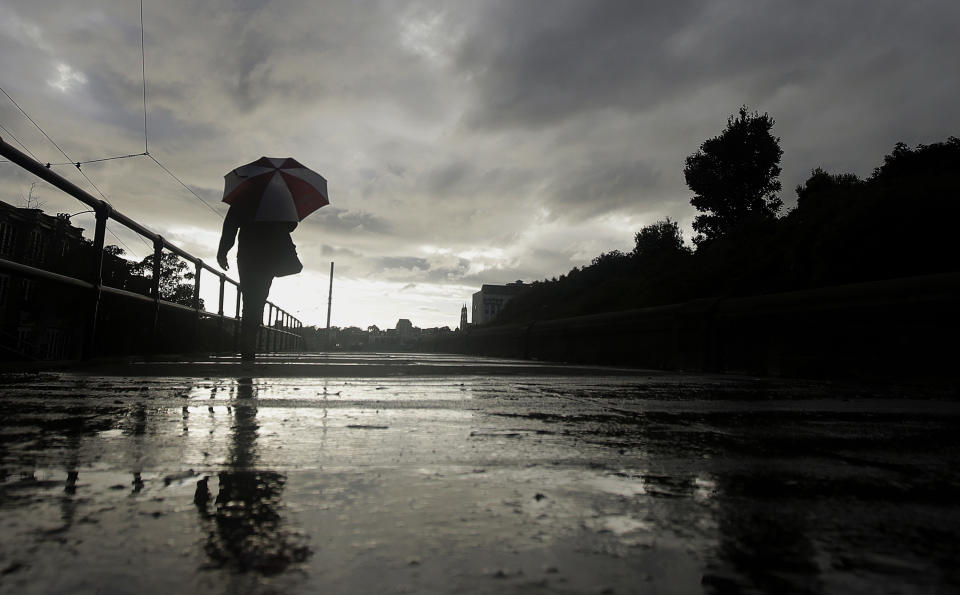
[{"left": 1, "top": 353, "right": 957, "bottom": 593}]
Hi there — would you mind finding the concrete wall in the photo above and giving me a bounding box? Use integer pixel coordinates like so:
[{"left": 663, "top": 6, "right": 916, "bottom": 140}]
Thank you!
[{"left": 422, "top": 273, "right": 959, "bottom": 381}]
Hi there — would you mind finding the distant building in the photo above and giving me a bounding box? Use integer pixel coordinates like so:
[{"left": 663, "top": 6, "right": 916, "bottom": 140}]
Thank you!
[
  {"left": 396, "top": 318, "right": 415, "bottom": 346},
  {"left": 459, "top": 304, "right": 468, "bottom": 331},
  {"left": 420, "top": 326, "right": 452, "bottom": 338},
  {"left": 0, "top": 200, "right": 88, "bottom": 359},
  {"left": 471, "top": 281, "right": 524, "bottom": 325}
]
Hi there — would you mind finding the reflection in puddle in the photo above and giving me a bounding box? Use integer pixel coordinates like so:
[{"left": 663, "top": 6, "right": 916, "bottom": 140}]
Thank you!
[
  {"left": 694, "top": 475, "right": 716, "bottom": 502},
  {"left": 192, "top": 377, "right": 312, "bottom": 575},
  {"left": 195, "top": 471, "right": 311, "bottom": 575},
  {"left": 184, "top": 377, "right": 477, "bottom": 402},
  {"left": 600, "top": 515, "right": 652, "bottom": 536},
  {"left": 587, "top": 473, "right": 647, "bottom": 497}
]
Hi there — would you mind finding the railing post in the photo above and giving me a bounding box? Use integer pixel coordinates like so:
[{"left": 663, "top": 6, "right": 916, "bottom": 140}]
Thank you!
[
  {"left": 259, "top": 301, "right": 266, "bottom": 353},
  {"left": 151, "top": 237, "right": 163, "bottom": 352},
  {"left": 234, "top": 284, "right": 242, "bottom": 354},
  {"left": 275, "top": 307, "right": 280, "bottom": 352},
  {"left": 193, "top": 259, "right": 201, "bottom": 353},
  {"left": 217, "top": 273, "right": 225, "bottom": 354},
  {"left": 267, "top": 303, "right": 275, "bottom": 353},
  {"left": 83, "top": 202, "right": 109, "bottom": 359}
]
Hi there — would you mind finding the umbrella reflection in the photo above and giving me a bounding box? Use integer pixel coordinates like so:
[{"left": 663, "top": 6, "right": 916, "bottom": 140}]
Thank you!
[{"left": 194, "top": 378, "right": 311, "bottom": 575}]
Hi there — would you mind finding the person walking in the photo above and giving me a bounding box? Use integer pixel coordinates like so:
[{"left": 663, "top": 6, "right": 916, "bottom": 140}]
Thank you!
[
  {"left": 217, "top": 200, "right": 299, "bottom": 362},
  {"left": 217, "top": 157, "right": 329, "bottom": 362}
]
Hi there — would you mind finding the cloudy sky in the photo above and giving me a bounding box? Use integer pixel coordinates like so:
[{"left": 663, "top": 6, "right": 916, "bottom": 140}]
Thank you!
[{"left": 1, "top": 1, "right": 958, "bottom": 330}]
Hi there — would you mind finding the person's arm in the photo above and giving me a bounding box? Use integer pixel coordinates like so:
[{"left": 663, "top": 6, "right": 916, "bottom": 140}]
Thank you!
[{"left": 217, "top": 205, "right": 242, "bottom": 270}]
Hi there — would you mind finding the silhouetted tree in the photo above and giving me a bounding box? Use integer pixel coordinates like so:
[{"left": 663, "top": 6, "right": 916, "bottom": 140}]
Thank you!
[
  {"left": 870, "top": 136, "right": 960, "bottom": 181},
  {"left": 794, "top": 167, "right": 864, "bottom": 212},
  {"left": 92, "top": 244, "right": 137, "bottom": 290},
  {"left": 590, "top": 249, "right": 630, "bottom": 271},
  {"left": 789, "top": 138, "right": 960, "bottom": 285},
  {"left": 492, "top": 136, "right": 958, "bottom": 326},
  {"left": 130, "top": 251, "right": 203, "bottom": 308},
  {"left": 632, "top": 218, "right": 691, "bottom": 258},
  {"left": 684, "top": 106, "right": 783, "bottom": 245}
]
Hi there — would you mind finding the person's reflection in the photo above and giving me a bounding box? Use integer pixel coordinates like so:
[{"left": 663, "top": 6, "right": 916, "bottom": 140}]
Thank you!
[
  {"left": 194, "top": 377, "right": 310, "bottom": 575},
  {"left": 59, "top": 433, "right": 81, "bottom": 528},
  {"left": 126, "top": 402, "right": 147, "bottom": 495}
]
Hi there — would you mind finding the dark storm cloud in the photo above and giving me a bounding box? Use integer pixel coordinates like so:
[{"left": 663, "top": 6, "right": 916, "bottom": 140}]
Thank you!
[
  {"left": 455, "top": 0, "right": 705, "bottom": 128},
  {"left": 423, "top": 258, "right": 471, "bottom": 283},
  {"left": 186, "top": 181, "right": 221, "bottom": 205},
  {"left": 419, "top": 157, "right": 541, "bottom": 200},
  {"left": 546, "top": 157, "right": 662, "bottom": 218},
  {"left": 228, "top": 25, "right": 276, "bottom": 113},
  {"left": 77, "top": 70, "right": 159, "bottom": 134},
  {"left": 306, "top": 207, "right": 391, "bottom": 234},
  {"left": 456, "top": 1, "right": 960, "bottom": 131},
  {"left": 368, "top": 254, "right": 473, "bottom": 285},
  {"left": 423, "top": 161, "right": 471, "bottom": 195},
  {"left": 378, "top": 256, "right": 430, "bottom": 271},
  {"left": 320, "top": 244, "right": 361, "bottom": 259}
]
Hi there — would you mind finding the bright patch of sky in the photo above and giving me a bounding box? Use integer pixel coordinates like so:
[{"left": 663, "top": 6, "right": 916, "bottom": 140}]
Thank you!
[
  {"left": 47, "top": 63, "right": 87, "bottom": 92},
  {"left": 399, "top": 9, "right": 459, "bottom": 66}
]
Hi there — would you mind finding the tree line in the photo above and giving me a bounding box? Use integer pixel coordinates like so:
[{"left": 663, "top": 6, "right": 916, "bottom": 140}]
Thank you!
[{"left": 495, "top": 108, "right": 959, "bottom": 325}]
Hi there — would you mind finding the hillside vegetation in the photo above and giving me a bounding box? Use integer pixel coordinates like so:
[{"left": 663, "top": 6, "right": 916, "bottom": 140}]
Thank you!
[{"left": 495, "top": 135, "right": 959, "bottom": 325}]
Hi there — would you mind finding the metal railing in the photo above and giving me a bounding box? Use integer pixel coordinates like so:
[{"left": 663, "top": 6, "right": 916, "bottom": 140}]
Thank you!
[{"left": 0, "top": 136, "right": 303, "bottom": 359}]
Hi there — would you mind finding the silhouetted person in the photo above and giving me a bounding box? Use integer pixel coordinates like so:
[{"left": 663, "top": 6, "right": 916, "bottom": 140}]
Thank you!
[{"left": 217, "top": 201, "right": 299, "bottom": 362}]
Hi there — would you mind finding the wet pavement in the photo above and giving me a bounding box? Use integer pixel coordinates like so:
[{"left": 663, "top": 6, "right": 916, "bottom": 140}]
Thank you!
[{"left": 1, "top": 353, "right": 958, "bottom": 594}]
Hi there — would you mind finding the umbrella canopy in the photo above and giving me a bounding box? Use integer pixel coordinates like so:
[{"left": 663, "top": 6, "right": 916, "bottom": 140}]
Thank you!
[{"left": 222, "top": 157, "right": 329, "bottom": 223}]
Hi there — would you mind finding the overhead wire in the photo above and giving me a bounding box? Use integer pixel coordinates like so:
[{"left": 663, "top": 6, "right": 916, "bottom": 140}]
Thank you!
[
  {"left": 44, "top": 152, "right": 148, "bottom": 167},
  {"left": 140, "top": 0, "right": 148, "bottom": 155},
  {"left": 147, "top": 154, "right": 223, "bottom": 220},
  {"left": 0, "top": 85, "right": 77, "bottom": 175},
  {"left": 0, "top": 87, "right": 150, "bottom": 258},
  {"left": 135, "top": 1, "right": 223, "bottom": 221},
  {"left": 103, "top": 224, "right": 139, "bottom": 257},
  {"left": 1, "top": 0, "right": 225, "bottom": 258}
]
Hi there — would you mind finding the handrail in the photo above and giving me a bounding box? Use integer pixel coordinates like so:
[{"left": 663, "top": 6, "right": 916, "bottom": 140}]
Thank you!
[{"left": 0, "top": 136, "right": 304, "bottom": 358}]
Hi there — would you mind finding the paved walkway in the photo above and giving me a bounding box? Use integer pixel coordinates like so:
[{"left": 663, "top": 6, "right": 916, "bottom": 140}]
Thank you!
[{"left": 0, "top": 353, "right": 957, "bottom": 594}]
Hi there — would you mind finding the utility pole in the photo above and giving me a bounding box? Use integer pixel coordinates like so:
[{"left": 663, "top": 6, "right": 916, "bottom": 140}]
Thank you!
[{"left": 325, "top": 261, "right": 334, "bottom": 351}]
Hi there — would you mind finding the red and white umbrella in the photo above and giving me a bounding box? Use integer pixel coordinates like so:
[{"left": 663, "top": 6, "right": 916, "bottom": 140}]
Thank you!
[{"left": 222, "top": 157, "right": 329, "bottom": 222}]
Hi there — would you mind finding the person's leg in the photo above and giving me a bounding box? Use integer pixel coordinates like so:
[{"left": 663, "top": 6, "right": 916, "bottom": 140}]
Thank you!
[{"left": 238, "top": 263, "right": 274, "bottom": 360}]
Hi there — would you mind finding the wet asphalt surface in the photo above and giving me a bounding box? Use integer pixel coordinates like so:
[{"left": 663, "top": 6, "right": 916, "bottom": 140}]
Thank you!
[{"left": 0, "top": 353, "right": 958, "bottom": 594}]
